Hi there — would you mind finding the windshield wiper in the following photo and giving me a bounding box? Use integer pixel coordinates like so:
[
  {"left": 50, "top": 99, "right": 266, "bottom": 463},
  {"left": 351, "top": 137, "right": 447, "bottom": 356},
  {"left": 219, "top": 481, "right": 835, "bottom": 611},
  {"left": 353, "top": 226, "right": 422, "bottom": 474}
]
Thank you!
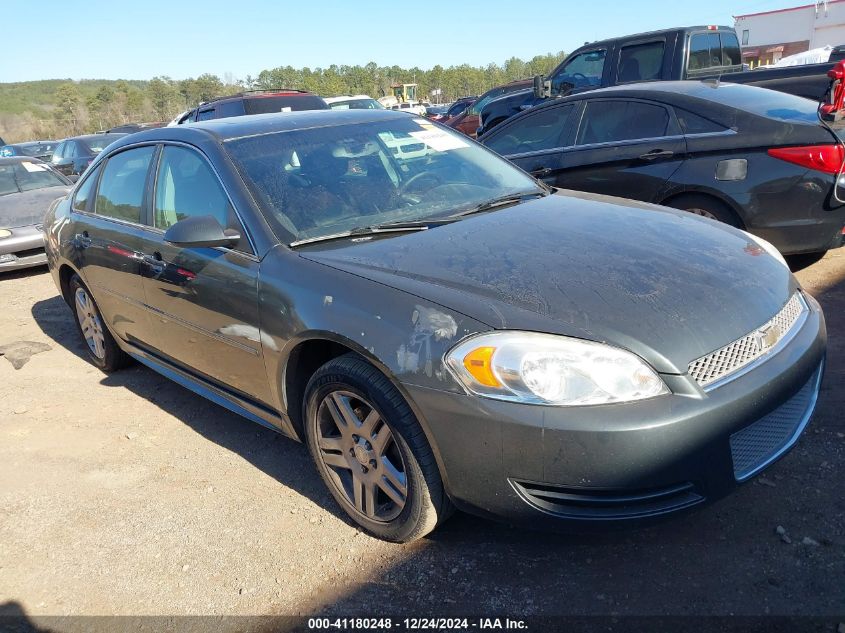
[
  {"left": 449, "top": 190, "right": 548, "bottom": 219},
  {"left": 290, "top": 224, "right": 433, "bottom": 247}
]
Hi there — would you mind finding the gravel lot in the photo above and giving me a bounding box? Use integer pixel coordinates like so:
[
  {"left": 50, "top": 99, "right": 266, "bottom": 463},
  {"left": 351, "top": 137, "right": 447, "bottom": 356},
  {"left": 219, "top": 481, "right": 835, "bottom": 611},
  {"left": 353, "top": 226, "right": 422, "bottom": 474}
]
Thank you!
[{"left": 0, "top": 250, "right": 842, "bottom": 629}]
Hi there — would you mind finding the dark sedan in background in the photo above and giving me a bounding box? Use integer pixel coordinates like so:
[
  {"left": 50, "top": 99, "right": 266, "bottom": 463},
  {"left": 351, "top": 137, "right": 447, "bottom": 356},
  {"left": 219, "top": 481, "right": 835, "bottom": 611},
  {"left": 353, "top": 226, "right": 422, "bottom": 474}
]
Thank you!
[
  {"left": 50, "top": 133, "right": 126, "bottom": 177},
  {"left": 1, "top": 157, "right": 72, "bottom": 270},
  {"left": 480, "top": 81, "right": 845, "bottom": 256},
  {"left": 44, "top": 110, "right": 825, "bottom": 542},
  {"left": 1, "top": 141, "right": 59, "bottom": 162},
  {"left": 444, "top": 80, "right": 530, "bottom": 136}
]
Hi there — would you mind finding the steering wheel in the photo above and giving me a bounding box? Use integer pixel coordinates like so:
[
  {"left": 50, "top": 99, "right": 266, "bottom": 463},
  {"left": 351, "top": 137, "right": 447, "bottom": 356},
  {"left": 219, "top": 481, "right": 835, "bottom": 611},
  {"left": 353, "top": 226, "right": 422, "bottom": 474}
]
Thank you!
[
  {"left": 399, "top": 171, "right": 443, "bottom": 195},
  {"left": 571, "top": 72, "right": 588, "bottom": 85}
]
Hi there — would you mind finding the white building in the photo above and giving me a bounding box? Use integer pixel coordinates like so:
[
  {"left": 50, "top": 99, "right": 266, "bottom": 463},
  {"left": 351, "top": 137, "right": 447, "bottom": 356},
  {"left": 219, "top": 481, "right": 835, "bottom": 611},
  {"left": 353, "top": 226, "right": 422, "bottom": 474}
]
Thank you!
[{"left": 735, "top": 0, "right": 845, "bottom": 67}]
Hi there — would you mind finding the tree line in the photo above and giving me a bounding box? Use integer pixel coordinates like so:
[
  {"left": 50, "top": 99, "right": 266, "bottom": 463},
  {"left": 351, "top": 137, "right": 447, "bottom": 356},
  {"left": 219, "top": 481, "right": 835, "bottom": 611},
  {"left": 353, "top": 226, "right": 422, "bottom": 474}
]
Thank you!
[{"left": 0, "top": 52, "right": 566, "bottom": 143}]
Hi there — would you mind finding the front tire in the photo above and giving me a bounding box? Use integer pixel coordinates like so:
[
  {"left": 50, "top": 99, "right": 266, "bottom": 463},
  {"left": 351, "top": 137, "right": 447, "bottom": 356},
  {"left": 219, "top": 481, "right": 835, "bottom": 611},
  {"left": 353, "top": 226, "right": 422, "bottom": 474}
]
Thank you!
[
  {"left": 69, "top": 274, "right": 130, "bottom": 372},
  {"left": 303, "top": 354, "right": 452, "bottom": 542}
]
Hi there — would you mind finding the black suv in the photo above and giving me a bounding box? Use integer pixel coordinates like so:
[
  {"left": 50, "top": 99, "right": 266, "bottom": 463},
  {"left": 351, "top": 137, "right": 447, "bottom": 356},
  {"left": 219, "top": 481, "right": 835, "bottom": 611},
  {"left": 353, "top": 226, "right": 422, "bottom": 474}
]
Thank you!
[{"left": 176, "top": 90, "right": 328, "bottom": 124}]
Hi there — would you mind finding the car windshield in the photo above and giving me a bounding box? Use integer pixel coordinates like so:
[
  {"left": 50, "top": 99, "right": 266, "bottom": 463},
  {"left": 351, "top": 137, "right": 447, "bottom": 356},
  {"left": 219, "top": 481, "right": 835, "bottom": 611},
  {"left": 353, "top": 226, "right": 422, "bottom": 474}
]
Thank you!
[
  {"left": 329, "top": 98, "right": 384, "bottom": 110},
  {"left": 225, "top": 116, "right": 542, "bottom": 243},
  {"left": 82, "top": 134, "right": 124, "bottom": 154},
  {"left": 0, "top": 161, "right": 67, "bottom": 196}
]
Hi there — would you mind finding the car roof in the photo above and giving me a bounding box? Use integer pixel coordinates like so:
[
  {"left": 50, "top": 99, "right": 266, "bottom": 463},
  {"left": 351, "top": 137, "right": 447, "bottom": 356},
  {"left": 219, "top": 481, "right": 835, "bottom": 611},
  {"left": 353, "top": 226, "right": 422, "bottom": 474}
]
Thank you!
[
  {"left": 105, "top": 109, "right": 422, "bottom": 147},
  {"left": 62, "top": 132, "right": 127, "bottom": 142},
  {"left": 543, "top": 79, "right": 800, "bottom": 106},
  {"left": 200, "top": 89, "right": 315, "bottom": 106},
  {"left": 576, "top": 25, "right": 735, "bottom": 50},
  {"left": 524, "top": 80, "right": 820, "bottom": 124}
]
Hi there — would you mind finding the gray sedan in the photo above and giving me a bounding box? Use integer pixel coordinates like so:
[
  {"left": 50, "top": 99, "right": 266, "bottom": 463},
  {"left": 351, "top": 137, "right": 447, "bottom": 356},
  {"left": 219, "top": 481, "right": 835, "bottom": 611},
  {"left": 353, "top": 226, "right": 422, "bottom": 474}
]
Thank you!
[
  {"left": 1, "top": 157, "right": 71, "bottom": 271},
  {"left": 42, "top": 110, "right": 826, "bottom": 542}
]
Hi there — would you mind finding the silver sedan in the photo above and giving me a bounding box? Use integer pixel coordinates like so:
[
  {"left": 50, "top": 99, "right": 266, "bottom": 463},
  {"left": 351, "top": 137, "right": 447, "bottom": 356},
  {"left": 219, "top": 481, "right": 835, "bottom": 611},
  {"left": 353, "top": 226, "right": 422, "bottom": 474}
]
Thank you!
[{"left": 0, "top": 157, "right": 72, "bottom": 271}]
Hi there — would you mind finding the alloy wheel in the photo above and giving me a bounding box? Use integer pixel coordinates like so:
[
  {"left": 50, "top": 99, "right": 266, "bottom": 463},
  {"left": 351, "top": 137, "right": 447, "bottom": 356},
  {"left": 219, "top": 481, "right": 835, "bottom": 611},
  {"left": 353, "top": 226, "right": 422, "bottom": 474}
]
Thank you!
[
  {"left": 74, "top": 287, "right": 106, "bottom": 360},
  {"left": 314, "top": 390, "right": 408, "bottom": 522}
]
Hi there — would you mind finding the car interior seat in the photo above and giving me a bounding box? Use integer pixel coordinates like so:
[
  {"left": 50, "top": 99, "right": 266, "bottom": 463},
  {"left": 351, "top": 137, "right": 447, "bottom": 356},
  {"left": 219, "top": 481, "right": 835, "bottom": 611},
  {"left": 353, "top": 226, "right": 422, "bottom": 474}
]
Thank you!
[{"left": 618, "top": 57, "right": 641, "bottom": 82}]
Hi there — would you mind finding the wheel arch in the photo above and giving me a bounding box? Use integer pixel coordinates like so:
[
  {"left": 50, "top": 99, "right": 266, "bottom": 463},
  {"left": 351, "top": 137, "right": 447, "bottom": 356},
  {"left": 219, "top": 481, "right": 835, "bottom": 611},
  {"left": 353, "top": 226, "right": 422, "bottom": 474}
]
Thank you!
[
  {"left": 279, "top": 331, "right": 453, "bottom": 496},
  {"left": 659, "top": 188, "right": 747, "bottom": 228},
  {"left": 57, "top": 262, "right": 83, "bottom": 308}
]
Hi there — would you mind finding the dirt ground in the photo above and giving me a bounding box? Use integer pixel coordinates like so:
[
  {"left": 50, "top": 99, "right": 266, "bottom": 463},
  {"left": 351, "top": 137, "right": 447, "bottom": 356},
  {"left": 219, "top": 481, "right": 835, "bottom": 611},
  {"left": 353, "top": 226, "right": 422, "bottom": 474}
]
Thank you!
[{"left": 0, "top": 251, "right": 843, "bottom": 629}]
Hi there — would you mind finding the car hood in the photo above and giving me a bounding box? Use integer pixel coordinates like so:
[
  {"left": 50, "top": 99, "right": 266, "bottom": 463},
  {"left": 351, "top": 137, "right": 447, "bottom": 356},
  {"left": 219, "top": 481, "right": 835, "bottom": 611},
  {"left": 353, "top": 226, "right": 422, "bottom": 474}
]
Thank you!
[
  {"left": 299, "top": 191, "right": 796, "bottom": 374},
  {"left": 1, "top": 186, "right": 71, "bottom": 228}
]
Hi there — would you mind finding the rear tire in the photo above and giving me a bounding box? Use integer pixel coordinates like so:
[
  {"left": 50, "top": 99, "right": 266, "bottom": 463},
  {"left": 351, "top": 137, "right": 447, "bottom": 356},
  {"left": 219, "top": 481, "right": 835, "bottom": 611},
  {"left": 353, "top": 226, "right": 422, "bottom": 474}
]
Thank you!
[
  {"left": 69, "top": 274, "right": 130, "bottom": 372},
  {"left": 303, "top": 353, "right": 453, "bottom": 542},
  {"left": 665, "top": 194, "right": 743, "bottom": 228}
]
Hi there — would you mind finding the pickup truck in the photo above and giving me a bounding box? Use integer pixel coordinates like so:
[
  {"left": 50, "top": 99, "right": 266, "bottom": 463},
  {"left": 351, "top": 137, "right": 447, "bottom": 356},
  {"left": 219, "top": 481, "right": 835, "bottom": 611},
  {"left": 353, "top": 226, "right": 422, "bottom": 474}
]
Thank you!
[{"left": 478, "top": 25, "right": 845, "bottom": 136}]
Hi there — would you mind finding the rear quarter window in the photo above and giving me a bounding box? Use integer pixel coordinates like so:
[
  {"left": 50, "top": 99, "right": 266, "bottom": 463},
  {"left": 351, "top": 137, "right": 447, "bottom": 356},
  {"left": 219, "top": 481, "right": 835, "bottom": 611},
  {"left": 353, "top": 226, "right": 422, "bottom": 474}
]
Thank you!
[
  {"left": 244, "top": 95, "right": 328, "bottom": 114},
  {"left": 675, "top": 109, "right": 726, "bottom": 134}
]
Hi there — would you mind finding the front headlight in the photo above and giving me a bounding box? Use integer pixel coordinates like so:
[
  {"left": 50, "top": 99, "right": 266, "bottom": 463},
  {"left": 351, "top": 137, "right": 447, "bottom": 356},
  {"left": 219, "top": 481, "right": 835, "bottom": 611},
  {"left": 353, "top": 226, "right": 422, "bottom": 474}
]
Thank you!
[
  {"left": 743, "top": 231, "right": 789, "bottom": 269},
  {"left": 0, "top": 229, "right": 11, "bottom": 239},
  {"left": 445, "top": 332, "right": 669, "bottom": 406}
]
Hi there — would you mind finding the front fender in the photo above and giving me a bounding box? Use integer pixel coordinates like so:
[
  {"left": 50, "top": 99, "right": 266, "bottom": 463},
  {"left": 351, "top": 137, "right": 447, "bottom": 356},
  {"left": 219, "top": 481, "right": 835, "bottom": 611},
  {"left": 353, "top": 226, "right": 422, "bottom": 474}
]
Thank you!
[{"left": 258, "top": 246, "right": 490, "bottom": 412}]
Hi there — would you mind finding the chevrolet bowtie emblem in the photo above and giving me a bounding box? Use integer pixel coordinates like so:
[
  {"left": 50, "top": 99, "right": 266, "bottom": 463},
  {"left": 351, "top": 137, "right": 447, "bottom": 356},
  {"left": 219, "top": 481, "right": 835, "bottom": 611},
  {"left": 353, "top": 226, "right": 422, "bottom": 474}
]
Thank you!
[{"left": 755, "top": 324, "right": 782, "bottom": 351}]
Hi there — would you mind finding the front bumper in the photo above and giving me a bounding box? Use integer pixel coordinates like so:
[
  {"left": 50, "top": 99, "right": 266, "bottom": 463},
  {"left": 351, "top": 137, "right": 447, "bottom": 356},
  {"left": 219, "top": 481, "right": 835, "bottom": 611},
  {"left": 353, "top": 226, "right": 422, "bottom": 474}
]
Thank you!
[
  {"left": 405, "top": 293, "right": 826, "bottom": 527},
  {"left": 0, "top": 225, "right": 47, "bottom": 271}
]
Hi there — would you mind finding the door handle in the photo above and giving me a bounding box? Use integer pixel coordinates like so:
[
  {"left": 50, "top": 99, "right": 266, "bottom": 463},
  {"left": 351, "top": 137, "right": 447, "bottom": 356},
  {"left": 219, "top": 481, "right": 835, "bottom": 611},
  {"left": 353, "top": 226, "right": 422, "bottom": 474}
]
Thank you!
[
  {"left": 141, "top": 252, "right": 162, "bottom": 265},
  {"left": 74, "top": 232, "right": 91, "bottom": 248},
  {"left": 639, "top": 149, "right": 674, "bottom": 161},
  {"left": 530, "top": 167, "right": 552, "bottom": 178}
]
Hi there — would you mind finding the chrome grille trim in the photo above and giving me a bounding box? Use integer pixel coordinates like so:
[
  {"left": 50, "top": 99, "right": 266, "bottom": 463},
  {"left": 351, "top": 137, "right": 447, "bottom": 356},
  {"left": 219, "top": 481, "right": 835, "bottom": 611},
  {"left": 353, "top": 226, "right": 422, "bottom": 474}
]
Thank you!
[{"left": 689, "top": 292, "right": 808, "bottom": 391}]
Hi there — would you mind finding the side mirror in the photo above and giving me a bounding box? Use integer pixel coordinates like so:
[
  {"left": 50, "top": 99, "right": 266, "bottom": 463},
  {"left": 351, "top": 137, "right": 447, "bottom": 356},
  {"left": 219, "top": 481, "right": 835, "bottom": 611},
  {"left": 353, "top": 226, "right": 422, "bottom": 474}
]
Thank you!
[
  {"left": 67, "top": 174, "right": 79, "bottom": 183},
  {"left": 163, "top": 214, "right": 240, "bottom": 249},
  {"left": 533, "top": 74, "right": 546, "bottom": 99}
]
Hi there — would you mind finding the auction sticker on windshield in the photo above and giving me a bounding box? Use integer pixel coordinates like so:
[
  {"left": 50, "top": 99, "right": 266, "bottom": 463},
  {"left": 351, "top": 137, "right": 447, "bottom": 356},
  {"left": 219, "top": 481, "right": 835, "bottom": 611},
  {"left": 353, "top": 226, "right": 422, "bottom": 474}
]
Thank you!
[{"left": 409, "top": 129, "right": 469, "bottom": 152}]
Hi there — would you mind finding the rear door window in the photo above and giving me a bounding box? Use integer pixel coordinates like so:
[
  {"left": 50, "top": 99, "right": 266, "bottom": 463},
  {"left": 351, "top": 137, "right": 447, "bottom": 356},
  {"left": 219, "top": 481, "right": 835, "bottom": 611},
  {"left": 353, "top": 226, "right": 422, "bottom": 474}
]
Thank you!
[
  {"left": 486, "top": 104, "right": 575, "bottom": 155},
  {"left": 576, "top": 100, "right": 670, "bottom": 145},
  {"left": 618, "top": 41, "right": 665, "bottom": 82},
  {"left": 95, "top": 146, "right": 156, "bottom": 224}
]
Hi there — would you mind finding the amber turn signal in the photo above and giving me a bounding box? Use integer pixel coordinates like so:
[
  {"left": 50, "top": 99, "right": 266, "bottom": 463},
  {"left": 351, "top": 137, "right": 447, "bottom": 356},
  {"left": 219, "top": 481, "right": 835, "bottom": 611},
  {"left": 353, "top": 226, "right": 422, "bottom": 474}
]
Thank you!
[{"left": 462, "top": 346, "right": 501, "bottom": 387}]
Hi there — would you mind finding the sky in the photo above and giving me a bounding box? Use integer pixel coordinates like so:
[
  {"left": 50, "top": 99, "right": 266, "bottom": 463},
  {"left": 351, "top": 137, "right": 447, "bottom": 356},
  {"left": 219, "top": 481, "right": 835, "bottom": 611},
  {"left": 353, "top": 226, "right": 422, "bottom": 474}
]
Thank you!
[{"left": 1, "top": 0, "right": 810, "bottom": 83}]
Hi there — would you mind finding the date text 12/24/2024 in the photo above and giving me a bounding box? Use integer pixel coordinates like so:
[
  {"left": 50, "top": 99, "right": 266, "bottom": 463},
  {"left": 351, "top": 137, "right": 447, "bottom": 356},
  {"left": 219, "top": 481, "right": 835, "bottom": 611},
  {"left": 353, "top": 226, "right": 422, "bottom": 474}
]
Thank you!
[{"left": 307, "top": 618, "right": 529, "bottom": 630}]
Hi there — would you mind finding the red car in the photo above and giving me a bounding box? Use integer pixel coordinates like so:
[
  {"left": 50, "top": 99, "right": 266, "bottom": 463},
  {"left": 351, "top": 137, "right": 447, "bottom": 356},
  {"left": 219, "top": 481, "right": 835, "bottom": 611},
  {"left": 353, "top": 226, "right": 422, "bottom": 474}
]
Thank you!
[{"left": 443, "top": 80, "right": 531, "bottom": 137}]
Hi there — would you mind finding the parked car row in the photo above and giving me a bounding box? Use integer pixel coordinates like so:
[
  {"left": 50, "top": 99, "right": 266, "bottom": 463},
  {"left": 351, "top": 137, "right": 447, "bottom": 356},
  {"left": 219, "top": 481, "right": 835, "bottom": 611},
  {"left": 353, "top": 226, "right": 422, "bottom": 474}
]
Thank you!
[{"left": 479, "top": 80, "right": 845, "bottom": 257}]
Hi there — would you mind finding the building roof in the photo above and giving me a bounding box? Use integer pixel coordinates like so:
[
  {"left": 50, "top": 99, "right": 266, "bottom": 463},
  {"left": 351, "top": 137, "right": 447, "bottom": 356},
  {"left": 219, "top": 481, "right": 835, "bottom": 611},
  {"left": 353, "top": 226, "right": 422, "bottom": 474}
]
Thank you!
[{"left": 735, "top": 0, "right": 845, "bottom": 20}]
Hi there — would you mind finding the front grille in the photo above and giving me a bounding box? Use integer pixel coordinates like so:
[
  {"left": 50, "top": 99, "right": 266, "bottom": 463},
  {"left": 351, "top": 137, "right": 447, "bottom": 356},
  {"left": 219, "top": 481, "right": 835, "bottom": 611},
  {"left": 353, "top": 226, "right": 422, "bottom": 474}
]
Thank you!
[
  {"left": 509, "top": 480, "right": 704, "bottom": 520},
  {"left": 688, "top": 292, "right": 806, "bottom": 389},
  {"left": 730, "top": 364, "right": 822, "bottom": 481}
]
